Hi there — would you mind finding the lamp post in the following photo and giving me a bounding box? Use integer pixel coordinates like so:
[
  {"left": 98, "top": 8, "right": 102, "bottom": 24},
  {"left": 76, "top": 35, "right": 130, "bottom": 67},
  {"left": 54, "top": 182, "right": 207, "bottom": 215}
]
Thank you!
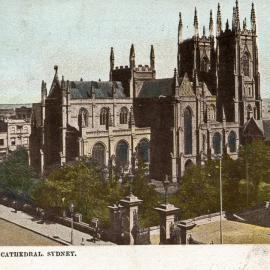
[
  {"left": 128, "top": 170, "right": 134, "bottom": 195},
  {"left": 69, "top": 203, "right": 74, "bottom": 245},
  {"left": 215, "top": 155, "right": 223, "bottom": 244},
  {"left": 163, "top": 175, "right": 170, "bottom": 205}
]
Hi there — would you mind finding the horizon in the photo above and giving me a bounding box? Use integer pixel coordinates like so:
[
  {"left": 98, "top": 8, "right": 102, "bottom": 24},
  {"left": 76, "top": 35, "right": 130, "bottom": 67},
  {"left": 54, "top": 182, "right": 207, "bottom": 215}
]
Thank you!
[{"left": 0, "top": 0, "right": 269, "bottom": 104}]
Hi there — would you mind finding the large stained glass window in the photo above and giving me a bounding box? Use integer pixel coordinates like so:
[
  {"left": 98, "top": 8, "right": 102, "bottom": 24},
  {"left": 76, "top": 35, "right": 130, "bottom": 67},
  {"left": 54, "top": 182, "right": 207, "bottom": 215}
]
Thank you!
[{"left": 184, "top": 108, "right": 192, "bottom": 155}]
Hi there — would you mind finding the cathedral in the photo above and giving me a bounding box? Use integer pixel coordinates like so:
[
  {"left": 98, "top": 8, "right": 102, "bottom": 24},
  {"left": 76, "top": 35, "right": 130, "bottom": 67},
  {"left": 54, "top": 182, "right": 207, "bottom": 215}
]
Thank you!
[{"left": 30, "top": 1, "right": 264, "bottom": 182}]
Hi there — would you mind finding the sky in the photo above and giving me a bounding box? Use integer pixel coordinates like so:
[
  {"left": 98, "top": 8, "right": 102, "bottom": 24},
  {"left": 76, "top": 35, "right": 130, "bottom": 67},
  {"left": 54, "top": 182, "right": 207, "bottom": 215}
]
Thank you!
[{"left": 0, "top": 0, "right": 269, "bottom": 103}]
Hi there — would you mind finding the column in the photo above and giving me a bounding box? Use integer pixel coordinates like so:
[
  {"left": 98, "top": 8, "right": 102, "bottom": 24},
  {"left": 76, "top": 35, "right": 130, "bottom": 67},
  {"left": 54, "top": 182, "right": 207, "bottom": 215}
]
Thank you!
[
  {"left": 119, "top": 194, "right": 143, "bottom": 245},
  {"left": 155, "top": 203, "right": 180, "bottom": 244}
]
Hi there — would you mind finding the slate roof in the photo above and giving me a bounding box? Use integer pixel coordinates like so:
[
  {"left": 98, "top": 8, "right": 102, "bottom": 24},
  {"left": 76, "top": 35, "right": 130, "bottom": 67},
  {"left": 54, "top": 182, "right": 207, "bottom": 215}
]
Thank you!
[
  {"left": 137, "top": 78, "right": 174, "bottom": 98},
  {"left": 70, "top": 81, "right": 126, "bottom": 99}
]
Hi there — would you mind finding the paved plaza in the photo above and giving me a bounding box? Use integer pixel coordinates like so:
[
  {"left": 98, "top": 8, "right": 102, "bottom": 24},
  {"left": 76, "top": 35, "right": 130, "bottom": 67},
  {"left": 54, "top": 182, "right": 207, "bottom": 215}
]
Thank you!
[{"left": 0, "top": 204, "right": 113, "bottom": 246}]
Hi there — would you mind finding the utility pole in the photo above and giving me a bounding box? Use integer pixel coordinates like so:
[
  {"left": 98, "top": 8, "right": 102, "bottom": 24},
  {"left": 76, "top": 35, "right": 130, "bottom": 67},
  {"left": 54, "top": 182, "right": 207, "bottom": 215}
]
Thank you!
[{"left": 219, "top": 157, "right": 223, "bottom": 244}]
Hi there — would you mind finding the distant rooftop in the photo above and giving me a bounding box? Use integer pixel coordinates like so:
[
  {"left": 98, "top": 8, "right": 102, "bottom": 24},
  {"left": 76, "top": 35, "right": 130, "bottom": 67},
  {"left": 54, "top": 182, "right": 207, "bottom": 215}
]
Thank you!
[{"left": 0, "top": 104, "right": 32, "bottom": 110}]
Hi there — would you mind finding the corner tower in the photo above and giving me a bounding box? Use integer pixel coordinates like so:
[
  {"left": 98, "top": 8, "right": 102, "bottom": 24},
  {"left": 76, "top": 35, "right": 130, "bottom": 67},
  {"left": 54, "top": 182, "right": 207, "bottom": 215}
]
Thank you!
[{"left": 216, "top": 1, "right": 261, "bottom": 125}]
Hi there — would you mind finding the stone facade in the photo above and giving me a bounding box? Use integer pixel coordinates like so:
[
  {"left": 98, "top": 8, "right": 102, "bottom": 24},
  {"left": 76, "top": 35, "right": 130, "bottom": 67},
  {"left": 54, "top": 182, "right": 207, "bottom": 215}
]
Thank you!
[{"left": 30, "top": 2, "right": 262, "bottom": 181}]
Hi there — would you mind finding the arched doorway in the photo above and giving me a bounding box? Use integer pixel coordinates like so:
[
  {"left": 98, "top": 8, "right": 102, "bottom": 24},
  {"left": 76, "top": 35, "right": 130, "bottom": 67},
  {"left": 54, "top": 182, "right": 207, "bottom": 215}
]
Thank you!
[
  {"left": 116, "top": 140, "right": 129, "bottom": 167},
  {"left": 212, "top": 132, "right": 222, "bottom": 155},
  {"left": 137, "top": 139, "right": 150, "bottom": 162},
  {"left": 92, "top": 143, "right": 106, "bottom": 167}
]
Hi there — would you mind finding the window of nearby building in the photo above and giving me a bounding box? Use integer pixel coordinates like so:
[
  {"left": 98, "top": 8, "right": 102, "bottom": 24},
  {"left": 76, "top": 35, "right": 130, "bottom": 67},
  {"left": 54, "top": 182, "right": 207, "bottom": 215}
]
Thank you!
[
  {"left": 243, "top": 52, "right": 249, "bottom": 76},
  {"left": 100, "top": 107, "right": 109, "bottom": 126},
  {"left": 23, "top": 137, "right": 28, "bottom": 145},
  {"left": 23, "top": 126, "right": 28, "bottom": 133},
  {"left": 137, "top": 139, "right": 150, "bottom": 162},
  {"left": 120, "top": 107, "right": 128, "bottom": 124},
  {"left": 228, "top": 131, "right": 236, "bottom": 153},
  {"left": 11, "top": 138, "right": 16, "bottom": 146},
  {"left": 116, "top": 140, "right": 129, "bottom": 166},
  {"left": 184, "top": 107, "right": 192, "bottom": 155},
  {"left": 10, "top": 126, "right": 15, "bottom": 133},
  {"left": 213, "top": 132, "right": 222, "bottom": 155},
  {"left": 0, "top": 139, "right": 4, "bottom": 146},
  {"left": 92, "top": 143, "right": 106, "bottom": 167}
]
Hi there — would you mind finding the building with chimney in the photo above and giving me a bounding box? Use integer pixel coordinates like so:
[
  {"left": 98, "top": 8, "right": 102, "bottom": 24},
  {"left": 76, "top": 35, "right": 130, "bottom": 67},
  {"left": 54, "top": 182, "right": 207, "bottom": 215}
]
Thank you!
[{"left": 30, "top": 1, "right": 264, "bottom": 181}]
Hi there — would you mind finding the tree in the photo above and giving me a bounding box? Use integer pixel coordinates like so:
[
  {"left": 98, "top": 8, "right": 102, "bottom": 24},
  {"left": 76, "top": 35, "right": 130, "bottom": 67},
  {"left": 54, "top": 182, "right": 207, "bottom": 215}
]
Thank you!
[{"left": 0, "top": 147, "right": 37, "bottom": 201}]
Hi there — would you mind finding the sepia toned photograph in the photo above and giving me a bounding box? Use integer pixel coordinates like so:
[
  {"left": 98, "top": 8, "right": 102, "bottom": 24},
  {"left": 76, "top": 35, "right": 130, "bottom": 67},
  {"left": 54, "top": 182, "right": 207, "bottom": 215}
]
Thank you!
[{"left": 1, "top": 1, "right": 270, "bottom": 266}]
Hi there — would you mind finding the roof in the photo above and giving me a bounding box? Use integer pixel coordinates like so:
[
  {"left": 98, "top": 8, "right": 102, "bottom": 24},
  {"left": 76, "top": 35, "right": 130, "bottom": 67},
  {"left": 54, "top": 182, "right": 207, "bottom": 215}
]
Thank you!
[
  {"left": 70, "top": 81, "right": 126, "bottom": 99},
  {"left": 137, "top": 78, "right": 174, "bottom": 98}
]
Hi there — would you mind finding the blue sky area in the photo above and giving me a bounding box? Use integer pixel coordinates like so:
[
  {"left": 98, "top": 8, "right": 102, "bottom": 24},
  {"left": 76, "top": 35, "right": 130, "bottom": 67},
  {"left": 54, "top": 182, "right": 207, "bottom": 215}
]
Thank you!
[{"left": 0, "top": 0, "right": 269, "bottom": 103}]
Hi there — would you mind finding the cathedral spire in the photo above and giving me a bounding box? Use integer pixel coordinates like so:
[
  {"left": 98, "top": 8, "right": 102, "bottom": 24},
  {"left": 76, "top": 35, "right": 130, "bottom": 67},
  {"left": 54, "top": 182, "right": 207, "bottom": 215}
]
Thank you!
[
  {"left": 232, "top": 7, "right": 236, "bottom": 31},
  {"left": 226, "top": 19, "right": 229, "bottom": 31},
  {"left": 243, "top": 17, "right": 247, "bottom": 30},
  {"left": 194, "top": 7, "right": 199, "bottom": 36},
  {"left": 150, "top": 45, "right": 155, "bottom": 70},
  {"left": 178, "top": 12, "right": 183, "bottom": 44},
  {"left": 209, "top": 10, "right": 214, "bottom": 37},
  {"left": 251, "top": 3, "right": 256, "bottom": 32},
  {"left": 235, "top": 0, "right": 240, "bottom": 31},
  {"left": 129, "top": 44, "right": 135, "bottom": 68},
  {"left": 203, "top": 26, "right": 206, "bottom": 37},
  {"left": 54, "top": 65, "right": 59, "bottom": 83},
  {"left": 110, "top": 47, "right": 114, "bottom": 71},
  {"left": 216, "top": 3, "right": 222, "bottom": 36}
]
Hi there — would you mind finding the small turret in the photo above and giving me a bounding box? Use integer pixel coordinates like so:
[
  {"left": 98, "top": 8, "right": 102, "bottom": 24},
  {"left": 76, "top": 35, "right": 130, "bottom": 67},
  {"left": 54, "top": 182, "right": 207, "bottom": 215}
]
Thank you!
[
  {"left": 61, "top": 75, "right": 65, "bottom": 90},
  {"left": 174, "top": 68, "right": 179, "bottom": 88},
  {"left": 54, "top": 65, "right": 59, "bottom": 82},
  {"left": 129, "top": 44, "right": 135, "bottom": 68},
  {"left": 222, "top": 106, "right": 226, "bottom": 123},
  {"left": 41, "top": 80, "right": 47, "bottom": 103},
  {"left": 243, "top": 17, "right": 247, "bottom": 30},
  {"left": 150, "top": 45, "right": 155, "bottom": 70},
  {"left": 209, "top": 10, "right": 214, "bottom": 37},
  {"left": 178, "top": 12, "right": 183, "bottom": 44},
  {"left": 232, "top": 7, "right": 236, "bottom": 31},
  {"left": 235, "top": 0, "right": 240, "bottom": 31},
  {"left": 216, "top": 3, "right": 222, "bottom": 36},
  {"left": 110, "top": 47, "right": 114, "bottom": 71},
  {"left": 251, "top": 3, "right": 256, "bottom": 32},
  {"left": 226, "top": 19, "right": 229, "bottom": 31},
  {"left": 193, "top": 7, "right": 199, "bottom": 36},
  {"left": 202, "top": 26, "right": 206, "bottom": 37}
]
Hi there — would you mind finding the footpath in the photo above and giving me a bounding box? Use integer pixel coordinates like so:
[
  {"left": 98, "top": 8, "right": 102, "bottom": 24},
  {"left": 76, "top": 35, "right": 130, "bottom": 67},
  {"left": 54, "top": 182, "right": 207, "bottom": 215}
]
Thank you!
[{"left": 0, "top": 204, "right": 114, "bottom": 246}]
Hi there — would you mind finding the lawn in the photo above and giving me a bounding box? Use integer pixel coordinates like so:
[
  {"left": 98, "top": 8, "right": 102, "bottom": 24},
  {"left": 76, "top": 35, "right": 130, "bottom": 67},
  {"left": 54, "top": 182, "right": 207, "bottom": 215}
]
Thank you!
[
  {"left": 0, "top": 219, "right": 61, "bottom": 246},
  {"left": 190, "top": 220, "right": 270, "bottom": 244}
]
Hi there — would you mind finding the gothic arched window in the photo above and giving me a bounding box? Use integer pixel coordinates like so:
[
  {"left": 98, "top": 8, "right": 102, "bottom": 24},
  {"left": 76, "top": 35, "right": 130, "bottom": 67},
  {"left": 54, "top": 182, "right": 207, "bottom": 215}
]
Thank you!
[
  {"left": 228, "top": 131, "right": 236, "bottom": 153},
  {"left": 92, "top": 143, "right": 106, "bottom": 166},
  {"left": 137, "top": 139, "right": 150, "bottom": 162},
  {"left": 201, "top": 57, "right": 209, "bottom": 72},
  {"left": 116, "top": 140, "right": 129, "bottom": 166},
  {"left": 120, "top": 107, "right": 128, "bottom": 124},
  {"left": 202, "top": 134, "right": 206, "bottom": 152},
  {"left": 213, "top": 132, "right": 222, "bottom": 155},
  {"left": 100, "top": 107, "right": 109, "bottom": 126},
  {"left": 78, "top": 108, "right": 88, "bottom": 128},
  {"left": 243, "top": 53, "right": 249, "bottom": 77},
  {"left": 184, "top": 107, "right": 193, "bottom": 155},
  {"left": 185, "top": 159, "right": 193, "bottom": 170}
]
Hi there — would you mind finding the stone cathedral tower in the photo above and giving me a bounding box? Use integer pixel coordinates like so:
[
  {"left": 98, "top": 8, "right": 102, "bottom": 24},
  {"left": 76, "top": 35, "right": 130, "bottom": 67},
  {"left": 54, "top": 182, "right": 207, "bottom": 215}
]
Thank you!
[{"left": 216, "top": 1, "right": 261, "bottom": 126}]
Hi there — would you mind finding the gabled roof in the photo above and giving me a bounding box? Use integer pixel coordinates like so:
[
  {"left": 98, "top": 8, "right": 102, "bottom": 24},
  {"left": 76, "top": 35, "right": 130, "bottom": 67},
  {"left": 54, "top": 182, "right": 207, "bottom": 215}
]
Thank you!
[
  {"left": 137, "top": 78, "right": 174, "bottom": 98},
  {"left": 178, "top": 73, "right": 194, "bottom": 96},
  {"left": 243, "top": 118, "right": 270, "bottom": 141},
  {"left": 70, "top": 81, "right": 126, "bottom": 99}
]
